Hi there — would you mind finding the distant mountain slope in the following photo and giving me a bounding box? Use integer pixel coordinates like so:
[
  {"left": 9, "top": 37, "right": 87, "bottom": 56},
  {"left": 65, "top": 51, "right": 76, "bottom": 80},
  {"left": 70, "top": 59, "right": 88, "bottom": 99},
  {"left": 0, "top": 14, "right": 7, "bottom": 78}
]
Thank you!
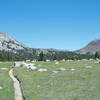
[
  {"left": 0, "top": 32, "right": 24, "bottom": 52},
  {"left": 0, "top": 32, "right": 69, "bottom": 57},
  {"left": 0, "top": 32, "right": 95, "bottom": 61},
  {"left": 77, "top": 39, "right": 100, "bottom": 53}
]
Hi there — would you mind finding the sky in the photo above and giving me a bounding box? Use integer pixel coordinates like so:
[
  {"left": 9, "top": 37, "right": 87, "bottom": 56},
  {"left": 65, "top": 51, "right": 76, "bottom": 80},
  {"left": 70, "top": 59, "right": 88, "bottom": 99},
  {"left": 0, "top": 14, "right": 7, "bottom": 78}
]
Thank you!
[{"left": 0, "top": 0, "right": 100, "bottom": 51}]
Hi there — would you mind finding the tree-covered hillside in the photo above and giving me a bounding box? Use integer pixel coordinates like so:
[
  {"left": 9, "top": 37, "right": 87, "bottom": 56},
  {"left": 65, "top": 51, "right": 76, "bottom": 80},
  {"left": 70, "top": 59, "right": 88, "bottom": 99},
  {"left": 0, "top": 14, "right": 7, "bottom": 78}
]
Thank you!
[{"left": 0, "top": 49, "right": 96, "bottom": 61}]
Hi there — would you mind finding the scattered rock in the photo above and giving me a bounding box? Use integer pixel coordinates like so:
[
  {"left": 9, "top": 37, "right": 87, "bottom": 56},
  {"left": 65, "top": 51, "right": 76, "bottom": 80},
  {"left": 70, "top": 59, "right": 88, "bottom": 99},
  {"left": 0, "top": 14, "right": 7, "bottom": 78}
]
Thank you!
[
  {"left": 59, "top": 67, "right": 66, "bottom": 71},
  {"left": 0, "top": 68, "right": 8, "bottom": 70},
  {"left": 52, "top": 70, "right": 59, "bottom": 74},
  {"left": 89, "top": 59, "right": 94, "bottom": 61},
  {"left": 0, "top": 86, "right": 3, "bottom": 90},
  {"left": 82, "top": 59, "right": 88, "bottom": 61},
  {"left": 46, "top": 59, "right": 50, "bottom": 62},
  {"left": 71, "top": 68, "right": 75, "bottom": 71},
  {"left": 85, "top": 66, "right": 92, "bottom": 68},
  {"left": 94, "top": 61, "right": 100, "bottom": 64},
  {"left": 38, "top": 68, "right": 47, "bottom": 72},
  {"left": 62, "top": 59, "right": 65, "bottom": 62},
  {"left": 55, "top": 62, "right": 59, "bottom": 65},
  {"left": 31, "top": 60, "right": 36, "bottom": 63},
  {"left": 30, "top": 66, "right": 37, "bottom": 70}
]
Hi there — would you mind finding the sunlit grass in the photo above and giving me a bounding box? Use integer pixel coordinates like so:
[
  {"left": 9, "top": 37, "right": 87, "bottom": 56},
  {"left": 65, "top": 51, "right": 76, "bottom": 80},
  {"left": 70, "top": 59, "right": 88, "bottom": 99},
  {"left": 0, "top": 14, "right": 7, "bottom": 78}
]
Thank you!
[
  {"left": 14, "top": 60, "right": 100, "bottom": 100},
  {"left": 0, "top": 62, "right": 14, "bottom": 100}
]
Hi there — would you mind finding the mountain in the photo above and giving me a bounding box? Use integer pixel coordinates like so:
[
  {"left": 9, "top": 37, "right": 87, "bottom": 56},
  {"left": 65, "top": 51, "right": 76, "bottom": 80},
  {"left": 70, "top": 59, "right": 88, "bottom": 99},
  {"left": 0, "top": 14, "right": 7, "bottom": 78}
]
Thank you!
[
  {"left": 77, "top": 39, "right": 100, "bottom": 54},
  {"left": 0, "top": 32, "right": 95, "bottom": 61},
  {"left": 0, "top": 32, "right": 24, "bottom": 52},
  {"left": 0, "top": 32, "right": 66, "bottom": 59}
]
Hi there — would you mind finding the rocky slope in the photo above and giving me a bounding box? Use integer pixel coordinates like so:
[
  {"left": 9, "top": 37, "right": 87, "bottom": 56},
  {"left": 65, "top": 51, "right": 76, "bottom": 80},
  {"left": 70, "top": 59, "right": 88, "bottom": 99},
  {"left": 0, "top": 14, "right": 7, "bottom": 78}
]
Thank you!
[
  {"left": 0, "top": 32, "right": 24, "bottom": 52},
  {"left": 0, "top": 32, "right": 68, "bottom": 57},
  {"left": 77, "top": 39, "right": 100, "bottom": 53}
]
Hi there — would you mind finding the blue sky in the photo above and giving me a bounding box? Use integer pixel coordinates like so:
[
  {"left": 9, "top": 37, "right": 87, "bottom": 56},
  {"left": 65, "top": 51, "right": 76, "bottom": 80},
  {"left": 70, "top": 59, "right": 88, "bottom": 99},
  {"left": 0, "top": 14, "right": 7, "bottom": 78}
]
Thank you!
[{"left": 0, "top": 0, "right": 100, "bottom": 50}]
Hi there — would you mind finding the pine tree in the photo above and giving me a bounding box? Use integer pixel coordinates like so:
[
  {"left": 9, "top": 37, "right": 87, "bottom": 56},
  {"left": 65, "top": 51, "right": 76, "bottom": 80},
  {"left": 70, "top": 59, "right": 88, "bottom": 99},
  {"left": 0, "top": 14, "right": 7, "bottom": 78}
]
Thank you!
[
  {"left": 95, "top": 51, "right": 100, "bottom": 59},
  {"left": 38, "top": 51, "right": 44, "bottom": 61}
]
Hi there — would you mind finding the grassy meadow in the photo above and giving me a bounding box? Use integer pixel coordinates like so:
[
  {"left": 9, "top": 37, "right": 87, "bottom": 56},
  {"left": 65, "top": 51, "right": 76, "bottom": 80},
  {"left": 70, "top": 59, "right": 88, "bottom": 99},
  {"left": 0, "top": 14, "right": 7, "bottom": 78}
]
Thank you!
[
  {"left": 0, "top": 62, "right": 14, "bottom": 100},
  {"left": 13, "top": 60, "right": 100, "bottom": 100}
]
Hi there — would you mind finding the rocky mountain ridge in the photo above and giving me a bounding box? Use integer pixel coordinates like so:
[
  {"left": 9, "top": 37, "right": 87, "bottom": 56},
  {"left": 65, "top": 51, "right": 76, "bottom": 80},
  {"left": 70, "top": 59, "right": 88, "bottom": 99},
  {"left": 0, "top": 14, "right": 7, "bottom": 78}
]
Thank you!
[
  {"left": 77, "top": 39, "right": 100, "bottom": 53},
  {"left": 0, "top": 32, "right": 24, "bottom": 52}
]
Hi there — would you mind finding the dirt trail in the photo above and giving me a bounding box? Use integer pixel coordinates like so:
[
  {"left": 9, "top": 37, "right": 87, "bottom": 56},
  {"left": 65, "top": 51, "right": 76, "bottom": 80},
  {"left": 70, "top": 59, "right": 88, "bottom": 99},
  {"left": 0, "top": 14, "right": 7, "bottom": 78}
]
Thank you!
[{"left": 9, "top": 69, "right": 23, "bottom": 100}]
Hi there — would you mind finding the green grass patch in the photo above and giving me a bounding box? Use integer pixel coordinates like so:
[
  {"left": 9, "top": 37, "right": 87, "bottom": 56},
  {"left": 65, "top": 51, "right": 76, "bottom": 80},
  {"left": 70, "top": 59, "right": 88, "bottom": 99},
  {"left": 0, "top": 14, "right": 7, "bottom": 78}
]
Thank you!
[
  {"left": 0, "top": 62, "right": 14, "bottom": 100},
  {"left": 14, "top": 60, "right": 100, "bottom": 100}
]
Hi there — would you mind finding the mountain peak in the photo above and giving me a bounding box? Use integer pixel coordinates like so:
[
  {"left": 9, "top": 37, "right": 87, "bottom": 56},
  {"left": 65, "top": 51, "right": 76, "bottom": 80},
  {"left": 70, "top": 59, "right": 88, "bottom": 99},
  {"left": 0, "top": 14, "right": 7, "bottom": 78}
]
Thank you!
[
  {"left": 0, "top": 32, "right": 6, "bottom": 37},
  {"left": 0, "top": 32, "right": 5, "bottom": 34},
  {"left": 0, "top": 32, "right": 13, "bottom": 43},
  {"left": 78, "top": 39, "right": 100, "bottom": 53},
  {"left": 0, "top": 32, "right": 24, "bottom": 52},
  {"left": 92, "top": 39, "right": 100, "bottom": 43}
]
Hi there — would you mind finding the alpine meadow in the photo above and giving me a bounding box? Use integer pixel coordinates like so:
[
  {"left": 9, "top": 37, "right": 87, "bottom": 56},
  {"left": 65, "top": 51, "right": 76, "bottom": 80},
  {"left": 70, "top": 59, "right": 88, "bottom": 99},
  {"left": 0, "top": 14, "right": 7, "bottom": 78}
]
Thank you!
[{"left": 0, "top": 0, "right": 100, "bottom": 100}]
